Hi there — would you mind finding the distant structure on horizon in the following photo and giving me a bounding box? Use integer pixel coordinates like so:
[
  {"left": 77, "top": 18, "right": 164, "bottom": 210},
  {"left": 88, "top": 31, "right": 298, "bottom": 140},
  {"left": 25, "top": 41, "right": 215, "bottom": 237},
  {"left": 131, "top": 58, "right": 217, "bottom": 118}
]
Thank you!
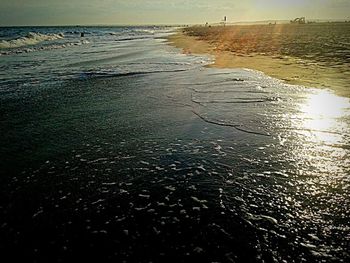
[
  {"left": 290, "top": 17, "right": 306, "bottom": 24},
  {"left": 221, "top": 16, "right": 227, "bottom": 26}
]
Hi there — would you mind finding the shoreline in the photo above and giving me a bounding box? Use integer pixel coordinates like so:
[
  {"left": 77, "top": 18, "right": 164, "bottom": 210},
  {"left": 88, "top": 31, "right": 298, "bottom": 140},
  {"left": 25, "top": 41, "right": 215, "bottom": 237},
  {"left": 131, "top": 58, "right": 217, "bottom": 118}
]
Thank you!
[
  {"left": 168, "top": 25, "right": 350, "bottom": 97},
  {"left": 1, "top": 25, "right": 350, "bottom": 262}
]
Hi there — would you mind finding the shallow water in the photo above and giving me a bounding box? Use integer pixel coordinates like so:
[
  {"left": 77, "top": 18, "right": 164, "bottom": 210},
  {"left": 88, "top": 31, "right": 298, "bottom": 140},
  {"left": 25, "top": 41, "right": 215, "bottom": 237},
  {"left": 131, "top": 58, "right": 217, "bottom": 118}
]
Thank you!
[{"left": 0, "top": 27, "right": 349, "bottom": 262}]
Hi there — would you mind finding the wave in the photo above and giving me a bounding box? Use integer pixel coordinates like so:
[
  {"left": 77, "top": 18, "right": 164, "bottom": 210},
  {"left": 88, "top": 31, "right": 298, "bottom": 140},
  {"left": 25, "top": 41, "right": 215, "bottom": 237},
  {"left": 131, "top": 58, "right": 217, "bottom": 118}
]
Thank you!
[
  {"left": 134, "top": 29, "right": 155, "bottom": 34},
  {"left": 0, "top": 40, "right": 89, "bottom": 56},
  {"left": 115, "top": 36, "right": 152, "bottom": 42},
  {"left": 0, "top": 32, "right": 64, "bottom": 49},
  {"left": 79, "top": 68, "right": 188, "bottom": 80},
  {"left": 67, "top": 50, "right": 148, "bottom": 67},
  {"left": 110, "top": 29, "right": 155, "bottom": 36}
]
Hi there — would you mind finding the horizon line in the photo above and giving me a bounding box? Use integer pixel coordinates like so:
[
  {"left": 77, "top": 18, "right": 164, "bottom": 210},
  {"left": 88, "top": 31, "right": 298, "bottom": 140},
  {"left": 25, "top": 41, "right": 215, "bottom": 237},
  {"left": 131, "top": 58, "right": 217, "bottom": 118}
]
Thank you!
[{"left": 0, "top": 18, "right": 348, "bottom": 27}]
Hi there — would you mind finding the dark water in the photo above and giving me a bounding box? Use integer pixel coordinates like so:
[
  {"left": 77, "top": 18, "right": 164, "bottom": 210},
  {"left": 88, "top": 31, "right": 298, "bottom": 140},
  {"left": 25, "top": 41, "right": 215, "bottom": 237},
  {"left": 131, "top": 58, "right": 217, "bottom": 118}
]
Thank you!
[{"left": 0, "top": 27, "right": 349, "bottom": 262}]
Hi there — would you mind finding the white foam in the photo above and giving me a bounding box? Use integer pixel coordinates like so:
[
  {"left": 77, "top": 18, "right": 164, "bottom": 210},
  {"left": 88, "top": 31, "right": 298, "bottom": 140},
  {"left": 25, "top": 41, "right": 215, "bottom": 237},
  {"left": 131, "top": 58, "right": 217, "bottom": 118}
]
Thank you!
[
  {"left": 0, "top": 32, "right": 64, "bottom": 49},
  {"left": 135, "top": 29, "right": 155, "bottom": 34}
]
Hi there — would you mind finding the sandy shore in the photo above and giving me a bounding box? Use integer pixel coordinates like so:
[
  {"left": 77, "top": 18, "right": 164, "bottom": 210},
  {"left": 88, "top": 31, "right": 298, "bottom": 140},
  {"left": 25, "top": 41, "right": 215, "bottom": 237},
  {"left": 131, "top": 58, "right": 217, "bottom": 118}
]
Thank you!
[{"left": 168, "top": 23, "right": 350, "bottom": 97}]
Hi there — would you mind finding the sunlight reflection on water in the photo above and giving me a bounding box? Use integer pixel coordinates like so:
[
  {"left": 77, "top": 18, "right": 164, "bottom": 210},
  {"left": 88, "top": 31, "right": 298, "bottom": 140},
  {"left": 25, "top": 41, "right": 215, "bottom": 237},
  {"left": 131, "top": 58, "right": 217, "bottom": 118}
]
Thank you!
[
  {"left": 297, "top": 89, "right": 350, "bottom": 145},
  {"left": 282, "top": 89, "right": 350, "bottom": 177}
]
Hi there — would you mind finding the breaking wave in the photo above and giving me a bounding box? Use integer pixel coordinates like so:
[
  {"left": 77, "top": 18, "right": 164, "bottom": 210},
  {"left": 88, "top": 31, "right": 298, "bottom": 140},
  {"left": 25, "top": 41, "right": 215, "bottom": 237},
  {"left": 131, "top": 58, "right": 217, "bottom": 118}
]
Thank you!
[
  {"left": 0, "top": 40, "right": 90, "bottom": 56},
  {"left": 0, "top": 32, "right": 64, "bottom": 49}
]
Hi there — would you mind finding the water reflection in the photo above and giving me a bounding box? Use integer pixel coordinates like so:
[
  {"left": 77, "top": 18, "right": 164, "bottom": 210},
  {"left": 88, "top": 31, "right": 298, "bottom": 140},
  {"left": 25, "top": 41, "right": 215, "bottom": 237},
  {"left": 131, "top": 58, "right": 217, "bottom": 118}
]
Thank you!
[
  {"left": 297, "top": 89, "right": 350, "bottom": 145},
  {"left": 279, "top": 89, "right": 350, "bottom": 259},
  {"left": 284, "top": 89, "right": 350, "bottom": 177}
]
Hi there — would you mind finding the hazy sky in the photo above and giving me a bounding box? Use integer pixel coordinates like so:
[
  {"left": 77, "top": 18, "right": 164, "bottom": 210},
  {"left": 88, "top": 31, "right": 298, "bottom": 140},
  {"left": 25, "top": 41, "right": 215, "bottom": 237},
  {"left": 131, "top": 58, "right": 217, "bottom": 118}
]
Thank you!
[{"left": 0, "top": 0, "right": 349, "bottom": 26}]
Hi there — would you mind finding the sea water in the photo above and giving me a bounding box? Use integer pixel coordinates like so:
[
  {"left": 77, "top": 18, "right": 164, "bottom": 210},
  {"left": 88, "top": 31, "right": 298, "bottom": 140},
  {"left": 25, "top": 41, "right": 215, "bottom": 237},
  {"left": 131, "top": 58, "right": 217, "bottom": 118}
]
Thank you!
[{"left": 0, "top": 26, "right": 349, "bottom": 262}]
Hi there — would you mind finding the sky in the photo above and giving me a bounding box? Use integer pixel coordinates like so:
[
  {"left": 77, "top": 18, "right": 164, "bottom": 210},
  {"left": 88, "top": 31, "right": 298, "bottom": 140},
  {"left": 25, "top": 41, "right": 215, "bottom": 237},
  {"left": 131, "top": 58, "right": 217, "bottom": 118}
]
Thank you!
[{"left": 0, "top": 0, "right": 349, "bottom": 26}]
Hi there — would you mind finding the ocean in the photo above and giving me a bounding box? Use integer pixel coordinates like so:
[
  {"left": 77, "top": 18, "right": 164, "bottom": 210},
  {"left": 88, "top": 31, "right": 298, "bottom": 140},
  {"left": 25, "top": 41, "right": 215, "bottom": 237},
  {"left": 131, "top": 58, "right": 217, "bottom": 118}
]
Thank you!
[{"left": 1, "top": 26, "right": 349, "bottom": 262}]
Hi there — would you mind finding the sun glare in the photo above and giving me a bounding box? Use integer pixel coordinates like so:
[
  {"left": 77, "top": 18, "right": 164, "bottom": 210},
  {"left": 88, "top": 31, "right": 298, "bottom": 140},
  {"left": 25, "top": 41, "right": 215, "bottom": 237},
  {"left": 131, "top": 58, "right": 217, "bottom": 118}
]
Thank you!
[{"left": 297, "top": 90, "right": 350, "bottom": 145}]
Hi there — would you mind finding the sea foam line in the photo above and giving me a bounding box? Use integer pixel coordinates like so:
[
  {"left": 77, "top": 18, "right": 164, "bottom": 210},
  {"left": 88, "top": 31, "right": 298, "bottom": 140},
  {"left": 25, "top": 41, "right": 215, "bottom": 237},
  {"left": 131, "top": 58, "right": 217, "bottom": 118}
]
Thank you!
[{"left": 0, "top": 32, "right": 64, "bottom": 49}]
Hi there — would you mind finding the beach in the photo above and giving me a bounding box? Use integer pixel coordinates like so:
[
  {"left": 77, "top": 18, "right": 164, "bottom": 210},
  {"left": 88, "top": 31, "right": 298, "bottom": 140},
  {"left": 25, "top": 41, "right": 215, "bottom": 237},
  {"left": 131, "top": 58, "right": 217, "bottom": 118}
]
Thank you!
[
  {"left": 1, "top": 26, "right": 350, "bottom": 262},
  {"left": 169, "top": 23, "right": 350, "bottom": 97}
]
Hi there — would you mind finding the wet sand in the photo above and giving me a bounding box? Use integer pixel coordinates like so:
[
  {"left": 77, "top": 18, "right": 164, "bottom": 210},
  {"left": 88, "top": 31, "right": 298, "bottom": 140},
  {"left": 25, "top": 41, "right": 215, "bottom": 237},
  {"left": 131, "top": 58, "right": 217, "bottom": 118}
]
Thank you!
[
  {"left": 168, "top": 23, "right": 350, "bottom": 97},
  {"left": 1, "top": 26, "right": 350, "bottom": 262}
]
